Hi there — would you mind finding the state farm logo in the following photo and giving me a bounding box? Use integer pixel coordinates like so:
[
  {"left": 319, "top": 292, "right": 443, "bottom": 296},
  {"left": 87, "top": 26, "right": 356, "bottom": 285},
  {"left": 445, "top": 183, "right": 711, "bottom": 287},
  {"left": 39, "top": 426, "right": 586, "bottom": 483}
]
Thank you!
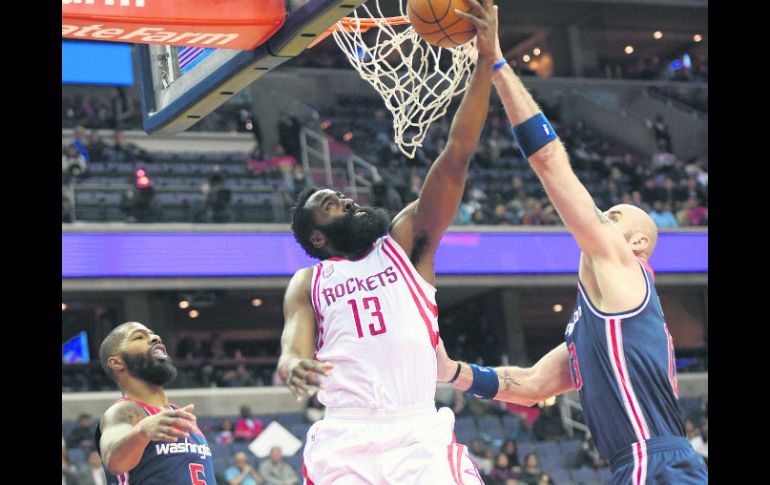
[
  {"left": 62, "top": 0, "right": 146, "bottom": 6},
  {"left": 62, "top": 24, "right": 240, "bottom": 46}
]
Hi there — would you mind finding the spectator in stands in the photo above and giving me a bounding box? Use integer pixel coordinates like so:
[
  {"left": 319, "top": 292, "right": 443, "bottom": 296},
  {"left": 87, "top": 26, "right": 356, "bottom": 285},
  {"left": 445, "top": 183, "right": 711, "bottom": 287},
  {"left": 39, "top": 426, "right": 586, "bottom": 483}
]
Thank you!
[
  {"left": 66, "top": 413, "right": 96, "bottom": 450},
  {"left": 683, "top": 177, "right": 708, "bottom": 207},
  {"left": 290, "top": 166, "right": 312, "bottom": 201},
  {"left": 677, "top": 197, "right": 708, "bottom": 226},
  {"left": 87, "top": 130, "right": 108, "bottom": 162},
  {"left": 572, "top": 431, "right": 606, "bottom": 470},
  {"left": 72, "top": 125, "right": 90, "bottom": 162},
  {"left": 532, "top": 405, "right": 564, "bottom": 442},
  {"left": 490, "top": 202, "right": 518, "bottom": 225},
  {"left": 246, "top": 146, "right": 271, "bottom": 178},
  {"left": 225, "top": 451, "right": 265, "bottom": 485},
  {"left": 277, "top": 111, "right": 302, "bottom": 161},
  {"left": 647, "top": 114, "right": 673, "bottom": 153},
  {"left": 692, "top": 394, "right": 708, "bottom": 425},
  {"left": 76, "top": 448, "right": 109, "bottom": 485},
  {"left": 205, "top": 333, "right": 227, "bottom": 360},
  {"left": 234, "top": 406, "right": 264, "bottom": 442},
  {"left": 454, "top": 190, "right": 476, "bottom": 225},
  {"left": 500, "top": 439, "right": 521, "bottom": 470},
  {"left": 486, "top": 452, "right": 518, "bottom": 485},
  {"left": 221, "top": 363, "right": 258, "bottom": 387},
  {"left": 258, "top": 446, "right": 299, "bottom": 485},
  {"left": 198, "top": 362, "right": 218, "bottom": 387},
  {"left": 63, "top": 183, "right": 75, "bottom": 222},
  {"left": 630, "top": 190, "right": 651, "bottom": 214},
  {"left": 215, "top": 419, "right": 235, "bottom": 445},
  {"left": 270, "top": 144, "right": 299, "bottom": 186},
  {"left": 63, "top": 144, "right": 89, "bottom": 182},
  {"left": 63, "top": 438, "right": 82, "bottom": 485},
  {"left": 468, "top": 439, "right": 493, "bottom": 476},
  {"left": 518, "top": 453, "right": 547, "bottom": 485},
  {"left": 372, "top": 178, "right": 404, "bottom": 214},
  {"left": 649, "top": 200, "right": 678, "bottom": 228},
  {"left": 109, "top": 87, "right": 135, "bottom": 131},
  {"left": 685, "top": 158, "right": 708, "bottom": 188},
  {"left": 689, "top": 420, "right": 708, "bottom": 463},
  {"left": 522, "top": 200, "right": 557, "bottom": 226},
  {"left": 106, "top": 130, "right": 144, "bottom": 164},
  {"left": 684, "top": 419, "right": 700, "bottom": 441},
  {"left": 201, "top": 167, "right": 233, "bottom": 222}
]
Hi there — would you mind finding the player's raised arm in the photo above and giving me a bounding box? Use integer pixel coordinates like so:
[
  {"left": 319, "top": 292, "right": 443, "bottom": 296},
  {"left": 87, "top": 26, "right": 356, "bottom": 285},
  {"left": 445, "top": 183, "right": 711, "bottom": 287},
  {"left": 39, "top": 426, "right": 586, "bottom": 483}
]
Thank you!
[
  {"left": 99, "top": 402, "right": 197, "bottom": 474},
  {"left": 389, "top": 0, "right": 497, "bottom": 268},
  {"left": 490, "top": 50, "right": 632, "bottom": 263},
  {"left": 278, "top": 267, "right": 333, "bottom": 401},
  {"left": 437, "top": 339, "right": 573, "bottom": 406}
]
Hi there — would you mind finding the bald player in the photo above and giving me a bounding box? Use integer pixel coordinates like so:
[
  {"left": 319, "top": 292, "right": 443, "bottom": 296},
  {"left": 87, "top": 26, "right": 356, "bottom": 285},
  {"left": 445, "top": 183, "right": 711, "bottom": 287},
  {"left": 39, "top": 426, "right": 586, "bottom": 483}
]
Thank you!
[
  {"left": 95, "top": 322, "right": 216, "bottom": 485},
  {"left": 435, "top": 33, "right": 708, "bottom": 485}
]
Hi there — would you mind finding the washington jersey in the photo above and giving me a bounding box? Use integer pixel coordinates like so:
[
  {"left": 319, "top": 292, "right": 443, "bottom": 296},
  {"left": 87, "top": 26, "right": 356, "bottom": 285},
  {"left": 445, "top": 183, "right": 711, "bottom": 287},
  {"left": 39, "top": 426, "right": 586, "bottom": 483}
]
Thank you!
[
  {"left": 96, "top": 398, "right": 217, "bottom": 485},
  {"left": 564, "top": 260, "right": 686, "bottom": 461},
  {"left": 310, "top": 235, "right": 440, "bottom": 409}
]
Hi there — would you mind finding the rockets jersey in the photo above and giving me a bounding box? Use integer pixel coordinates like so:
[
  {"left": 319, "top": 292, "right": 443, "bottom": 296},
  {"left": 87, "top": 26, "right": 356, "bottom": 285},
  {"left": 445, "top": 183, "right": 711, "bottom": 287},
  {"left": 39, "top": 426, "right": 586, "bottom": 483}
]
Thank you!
[
  {"left": 564, "top": 260, "right": 686, "bottom": 461},
  {"left": 310, "top": 234, "right": 440, "bottom": 409},
  {"left": 95, "top": 398, "right": 216, "bottom": 485}
]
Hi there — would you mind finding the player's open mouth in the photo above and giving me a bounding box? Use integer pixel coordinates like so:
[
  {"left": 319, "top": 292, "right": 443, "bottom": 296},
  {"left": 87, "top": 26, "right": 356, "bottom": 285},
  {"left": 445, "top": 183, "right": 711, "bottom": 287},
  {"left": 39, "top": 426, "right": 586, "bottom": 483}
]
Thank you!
[{"left": 151, "top": 345, "right": 168, "bottom": 360}]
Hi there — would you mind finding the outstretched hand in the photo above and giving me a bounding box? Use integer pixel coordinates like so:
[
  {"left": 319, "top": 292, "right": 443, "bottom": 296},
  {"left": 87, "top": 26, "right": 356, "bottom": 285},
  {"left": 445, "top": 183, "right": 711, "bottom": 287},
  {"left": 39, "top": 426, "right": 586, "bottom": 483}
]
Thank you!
[
  {"left": 282, "top": 358, "right": 333, "bottom": 401},
  {"left": 136, "top": 403, "right": 197, "bottom": 443},
  {"left": 455, "top": 0, "right": 499, "bottom": 60}
]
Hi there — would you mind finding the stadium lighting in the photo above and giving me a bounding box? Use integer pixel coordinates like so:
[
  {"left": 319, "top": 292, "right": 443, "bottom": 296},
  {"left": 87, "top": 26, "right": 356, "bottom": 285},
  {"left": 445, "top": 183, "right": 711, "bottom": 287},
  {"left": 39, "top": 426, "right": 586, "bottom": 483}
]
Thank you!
[
  {"left": 522, "top": 54, "right": 531, "bottom": 63},
  {"left": 624, "top": 45, "right": 634, "bottom": 54},
  {"left": 653, "top": 31, "right": 663, "bottom": 39},
  {"left": 189, "top": 310, "right": 200, "bottom": 318},
  {"left": 693, "top": 34, "right": 703, "bottom": 42},
  {"left": 251, "top": 298, "right": 263, "bottom": 307},
  {"left": 62, "top": 303, "right": 68, "bottom": 311},
  {"left": 553, "top": 304, "right": 563, "bottom": 313},
  {"left": 179, "top": 300, "right": 190, "bottom": 309},
  {"left": 533, "top": 47, "right": 541, "bottom": 56}
]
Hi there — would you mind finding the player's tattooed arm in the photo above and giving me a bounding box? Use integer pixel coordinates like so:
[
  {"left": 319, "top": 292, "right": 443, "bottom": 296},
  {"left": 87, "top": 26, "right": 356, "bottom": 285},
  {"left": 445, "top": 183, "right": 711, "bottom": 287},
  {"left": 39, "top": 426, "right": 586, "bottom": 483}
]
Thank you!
[{"left": 500, "top": 369, "right": 521, "bottom": 392}]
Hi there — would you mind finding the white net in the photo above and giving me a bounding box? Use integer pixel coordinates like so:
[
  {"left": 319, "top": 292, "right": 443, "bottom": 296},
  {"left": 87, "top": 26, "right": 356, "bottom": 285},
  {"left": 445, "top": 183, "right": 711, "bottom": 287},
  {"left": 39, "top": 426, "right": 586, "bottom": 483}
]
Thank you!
[{"left": 331, "top": 0, "right": 476, "bottom": 159}]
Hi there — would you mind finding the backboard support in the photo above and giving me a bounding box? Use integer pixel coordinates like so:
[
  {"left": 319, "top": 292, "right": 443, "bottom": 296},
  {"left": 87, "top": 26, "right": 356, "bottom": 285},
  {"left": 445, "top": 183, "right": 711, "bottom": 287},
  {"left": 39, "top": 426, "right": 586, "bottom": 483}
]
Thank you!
[{"left": 137, "top": 0, "right": 366, "bottom": 135}]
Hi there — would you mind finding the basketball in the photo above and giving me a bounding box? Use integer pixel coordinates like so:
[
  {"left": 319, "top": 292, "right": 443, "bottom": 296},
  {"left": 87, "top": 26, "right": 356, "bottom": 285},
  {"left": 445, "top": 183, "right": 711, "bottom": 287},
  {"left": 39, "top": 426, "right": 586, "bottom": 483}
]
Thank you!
[{"left": 407, "top": 0, "right": 477, "bottom": 48}]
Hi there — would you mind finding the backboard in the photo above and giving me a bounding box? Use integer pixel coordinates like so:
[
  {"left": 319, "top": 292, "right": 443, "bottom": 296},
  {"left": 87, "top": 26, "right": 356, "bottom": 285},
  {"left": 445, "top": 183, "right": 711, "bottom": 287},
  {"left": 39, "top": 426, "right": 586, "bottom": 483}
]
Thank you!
[{"left": 135, "top": 0, "right": 365, "bottom": 135}]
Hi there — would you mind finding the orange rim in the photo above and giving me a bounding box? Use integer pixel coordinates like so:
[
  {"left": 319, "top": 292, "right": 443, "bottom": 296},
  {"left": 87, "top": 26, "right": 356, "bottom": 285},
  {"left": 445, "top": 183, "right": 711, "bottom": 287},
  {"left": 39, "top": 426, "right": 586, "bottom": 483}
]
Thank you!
[{"left": 308, "top": 15, "right": 409, "bottom": 48}]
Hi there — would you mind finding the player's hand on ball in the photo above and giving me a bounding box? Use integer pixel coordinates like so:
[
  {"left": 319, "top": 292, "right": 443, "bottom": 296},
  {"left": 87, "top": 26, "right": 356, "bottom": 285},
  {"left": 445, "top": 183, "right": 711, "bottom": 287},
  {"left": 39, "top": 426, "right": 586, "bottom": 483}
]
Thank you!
[
  {"left": 454, "top": 0, "right": 498, "bottom": 59},
  {"left": 283, "top": 358, "right": 333, "bottom": 401},
  {"left": 137, "top": 403, "right": 197, "bottom": 443}
]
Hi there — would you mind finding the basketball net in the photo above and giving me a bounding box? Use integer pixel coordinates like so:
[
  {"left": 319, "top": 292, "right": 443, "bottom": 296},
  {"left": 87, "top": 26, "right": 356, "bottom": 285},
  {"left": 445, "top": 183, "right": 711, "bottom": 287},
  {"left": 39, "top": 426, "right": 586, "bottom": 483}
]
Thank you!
[{"left": 326, "top": 0, "right": 476, "bottom": 159}]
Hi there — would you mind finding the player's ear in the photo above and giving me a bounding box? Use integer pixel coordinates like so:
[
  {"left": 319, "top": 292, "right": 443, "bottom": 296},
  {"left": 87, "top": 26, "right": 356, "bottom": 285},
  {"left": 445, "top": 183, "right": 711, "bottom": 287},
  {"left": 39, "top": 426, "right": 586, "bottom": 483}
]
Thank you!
[
  {"left": 309, "top": 229, "right": 325, "bottom": 250},
  {"left": 107, "top": 356, "right": 125, "bottom": 374}
]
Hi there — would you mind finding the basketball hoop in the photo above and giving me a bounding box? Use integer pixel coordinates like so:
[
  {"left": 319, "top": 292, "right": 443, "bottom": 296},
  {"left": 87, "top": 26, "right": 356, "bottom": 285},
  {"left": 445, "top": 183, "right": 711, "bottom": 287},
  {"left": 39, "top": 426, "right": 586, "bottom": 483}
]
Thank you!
[{"left": 311, "top": 0, "right": 476, "bottom": 159}]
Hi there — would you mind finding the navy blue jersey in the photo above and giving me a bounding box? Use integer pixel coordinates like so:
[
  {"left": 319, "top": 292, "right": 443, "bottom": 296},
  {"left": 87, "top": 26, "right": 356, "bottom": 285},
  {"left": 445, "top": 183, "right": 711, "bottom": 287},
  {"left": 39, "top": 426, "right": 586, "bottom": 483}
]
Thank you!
[
  {"left": 96, "top": 398, "right": 217, "bottom": 485},
  {"left": 564, "top": 260, "right": 686, "bottom": 463}
]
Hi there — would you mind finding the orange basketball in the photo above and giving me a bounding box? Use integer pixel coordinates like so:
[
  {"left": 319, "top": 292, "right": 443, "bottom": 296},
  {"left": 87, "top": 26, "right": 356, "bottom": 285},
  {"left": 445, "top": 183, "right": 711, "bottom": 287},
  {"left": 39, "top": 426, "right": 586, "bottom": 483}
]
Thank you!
[{"left": 407, "top": 0, "right": 476, "bottom": 48}]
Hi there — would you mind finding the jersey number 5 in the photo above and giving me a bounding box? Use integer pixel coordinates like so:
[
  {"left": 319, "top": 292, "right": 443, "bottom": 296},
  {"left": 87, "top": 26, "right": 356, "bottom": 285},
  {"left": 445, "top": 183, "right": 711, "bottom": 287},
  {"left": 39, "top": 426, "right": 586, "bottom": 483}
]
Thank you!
[
  {"left": 568, "top": 343, "right": 583, "bottom": 391},
  {"left": 347, "top": 297, "right": 387, "bottom": 338},
  {"left": 189, "top": 463, "right": 206, "bottom": 485}
]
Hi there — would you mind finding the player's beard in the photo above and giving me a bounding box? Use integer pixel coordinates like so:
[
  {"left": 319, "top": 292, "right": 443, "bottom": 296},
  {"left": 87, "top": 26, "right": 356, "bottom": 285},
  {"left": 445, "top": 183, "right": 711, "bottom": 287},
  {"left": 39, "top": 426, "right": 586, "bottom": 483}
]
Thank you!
[
  {"left": 121, "top": 349, "right": 178, "bottom": 386},
  {"left": 320, "top": 206, "right": 391, "bottom": 257}
]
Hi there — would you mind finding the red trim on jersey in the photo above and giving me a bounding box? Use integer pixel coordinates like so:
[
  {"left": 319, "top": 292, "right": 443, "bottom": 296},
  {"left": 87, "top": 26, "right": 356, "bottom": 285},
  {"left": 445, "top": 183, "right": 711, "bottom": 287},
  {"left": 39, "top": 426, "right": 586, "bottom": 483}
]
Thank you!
[
  {"left": 447, "top": 444, "right": 461, "bottom": 485},
  {"left": 312, "top": 264, "right": 325, "bottom": 350},
  {"left": 302, "top": 464, "right": 315, "bottom": 485},
  {"left": 382, "top": 243, "right": 438, "bottom": 348},
  {"left": 637, "top": 258, "right": 655, "bottom": 283},
  {"left": 609, "top": 320, "right": 649, "bottom": 440},
  {"left": 383, "top": 238, "right": 438, "bottom": 317},
  {"left": 454, "top": 444, "right": 464, "bottom": 484},
  {"left": 118, "top": 472, "right": 128, "bottom": 485}
]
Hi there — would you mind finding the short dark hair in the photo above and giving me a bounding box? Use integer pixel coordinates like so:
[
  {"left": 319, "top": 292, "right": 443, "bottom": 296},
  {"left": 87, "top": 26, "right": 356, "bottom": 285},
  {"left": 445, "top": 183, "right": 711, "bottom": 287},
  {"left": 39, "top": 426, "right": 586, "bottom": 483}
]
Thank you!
[
  {"left": 99, "top": 322, "right": 135, "bottom": 381},
  {"left": 290, "top": 186, "right": 326, "bottom": 260}
]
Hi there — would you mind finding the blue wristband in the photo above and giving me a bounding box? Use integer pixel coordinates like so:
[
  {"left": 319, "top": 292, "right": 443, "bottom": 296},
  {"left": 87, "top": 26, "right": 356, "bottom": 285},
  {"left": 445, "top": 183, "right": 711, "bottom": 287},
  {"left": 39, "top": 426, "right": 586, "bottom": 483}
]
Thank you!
[
  {"left": 467, "top": 364, "right": 499, "bottom": 400},
  {"left": 511, "top": 113, "right": 557, "bottom": 159},
  {"left": 493, "top": 59, "right": 507, "bottom": 72}
]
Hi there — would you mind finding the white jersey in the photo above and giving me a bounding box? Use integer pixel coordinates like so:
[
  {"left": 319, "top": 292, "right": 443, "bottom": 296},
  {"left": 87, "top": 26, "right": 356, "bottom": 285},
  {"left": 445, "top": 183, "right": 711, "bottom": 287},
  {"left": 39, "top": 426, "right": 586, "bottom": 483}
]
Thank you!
[{"left": 309, "top": 234, "right": 440, "bottom": 409}]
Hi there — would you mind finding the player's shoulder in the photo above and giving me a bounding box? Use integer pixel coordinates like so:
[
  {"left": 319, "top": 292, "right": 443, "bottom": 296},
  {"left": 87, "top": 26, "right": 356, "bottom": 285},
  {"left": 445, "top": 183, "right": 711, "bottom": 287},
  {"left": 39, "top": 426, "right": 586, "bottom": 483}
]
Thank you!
[{"left": 100, "top": 399, "right": 147, "bottom": 429}]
